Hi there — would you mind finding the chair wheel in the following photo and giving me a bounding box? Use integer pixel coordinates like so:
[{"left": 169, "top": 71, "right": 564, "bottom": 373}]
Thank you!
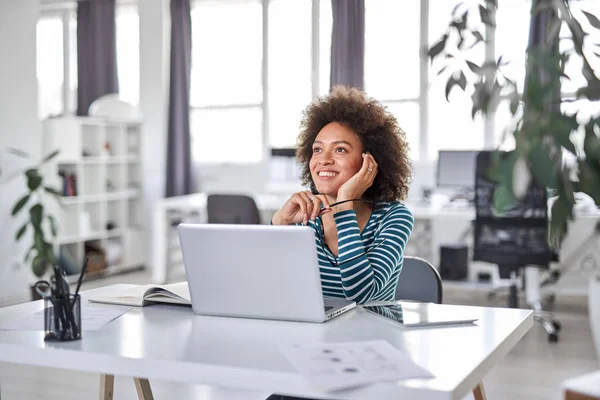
[
  {"left": 552, "top": 321, "right": 561, "bottom": 331},
  {"left": 548, "top": 333, "right": 559, "bottom": 342}
]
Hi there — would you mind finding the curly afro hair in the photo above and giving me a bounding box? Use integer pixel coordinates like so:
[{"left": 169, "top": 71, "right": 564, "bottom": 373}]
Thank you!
[{"left": 296, "top": 85, "right": 412, "bottom": 202}]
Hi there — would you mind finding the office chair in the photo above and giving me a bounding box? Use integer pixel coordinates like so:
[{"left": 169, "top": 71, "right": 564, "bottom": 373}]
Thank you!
[
  {"left": 206, "top": 194, "right": 261, "bottom": 224},
  {"left": 473, "top": 151, "right": 561, "bottom": 342},
  {"left": 395, "top": 256, "right": 443, "bottom": 304}
]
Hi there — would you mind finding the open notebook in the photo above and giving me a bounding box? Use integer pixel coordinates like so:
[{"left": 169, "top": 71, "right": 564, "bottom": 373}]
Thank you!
[{"left": 88, "top": 282, "right": 191, "bottom": 307}]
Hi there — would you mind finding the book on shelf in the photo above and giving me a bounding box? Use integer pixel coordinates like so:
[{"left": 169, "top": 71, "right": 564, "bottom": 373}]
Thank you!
[
  {"left": 59, "top": 171, "right": 78, "bottom": 196},
  {"left": 88, "top": 282, "right": 191, "bottom": 307}
]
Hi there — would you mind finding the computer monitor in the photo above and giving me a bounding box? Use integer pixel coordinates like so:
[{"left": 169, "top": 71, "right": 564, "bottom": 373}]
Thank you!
[{"left": 436, "top": 150, "right": 479, "bottom": 189}]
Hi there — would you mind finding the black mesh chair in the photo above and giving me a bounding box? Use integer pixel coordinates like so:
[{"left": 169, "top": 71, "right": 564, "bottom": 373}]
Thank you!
[
  {"left": 473, "top": 150, "right": 560, "bottom": 341},
  {"left": 395, "top": 256, "right": 443, "bottom": 304},
  {"left": 206, "top": 194, "right": 261, "bottom": 224}
]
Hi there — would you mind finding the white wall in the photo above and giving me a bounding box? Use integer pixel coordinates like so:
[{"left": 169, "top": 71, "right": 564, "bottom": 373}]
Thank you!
[{"left": 0, "top": 0, "right": 42, "bottom": 299}]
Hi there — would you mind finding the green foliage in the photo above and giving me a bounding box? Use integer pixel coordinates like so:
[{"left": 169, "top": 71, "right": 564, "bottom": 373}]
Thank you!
[
  {"left": 428, "top": 0, "right": 600, "bottom": 245},
  {"left": 1, "top": 149, "right": 61, "bottom": 277}
]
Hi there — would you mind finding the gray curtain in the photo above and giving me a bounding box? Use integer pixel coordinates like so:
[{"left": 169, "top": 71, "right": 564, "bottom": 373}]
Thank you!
[
  {"left": 330, "top": 0, "right": 365, "bottom": 90},
  {"left": 76, "top": 0, "right": 119, "bottom": 116},
  {"left": 165, "top": 0, "right": 193, "bottom": 197}
]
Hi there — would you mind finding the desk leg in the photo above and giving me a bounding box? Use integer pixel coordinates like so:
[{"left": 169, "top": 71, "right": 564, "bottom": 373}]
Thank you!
[
  {"left": 134, "top": 378, "right": 154, "bottom": 400},
  {"left": 472, "top": 382, "right": 487, "bottom": 400},
  {"left": 100, "top": 374, "right": 114, "bottom": 400}
]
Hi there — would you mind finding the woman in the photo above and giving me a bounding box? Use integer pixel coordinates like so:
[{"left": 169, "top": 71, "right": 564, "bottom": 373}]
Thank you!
[{"left": 272, "top": 85, "right": 413, "bottom": 305}]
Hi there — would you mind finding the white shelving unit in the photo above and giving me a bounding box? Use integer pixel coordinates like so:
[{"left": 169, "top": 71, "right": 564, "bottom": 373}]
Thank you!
[{"left": 42, "top": 116, "right": 146, "bottom": 280}]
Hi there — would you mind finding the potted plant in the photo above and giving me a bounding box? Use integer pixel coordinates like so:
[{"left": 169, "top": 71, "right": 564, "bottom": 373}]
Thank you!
[
  {"left": 428, "top": 0, "right": 599, "bottom": 357},
  {"left": 0, "top": 148, "right": 62, "bottom": 299}
]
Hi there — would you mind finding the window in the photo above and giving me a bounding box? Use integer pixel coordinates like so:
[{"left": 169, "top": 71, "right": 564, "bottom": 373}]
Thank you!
[
  {"left": 428, "top": 0, "right": 486, "bottom": 159},
  {"left": 190, "top": 0, "right": 332, "bottom": 163},
  {"left": 364, "top": 0, "right": 421, "bottom": 160},
  {"left": 37, "top": 15, "right": 64, "bottom": 119},
  {"left": 116, "top": 5, "right": 140, "bottom": 106},
  {"left": 190, "top": 0, "right": 263, "bottom": 163},
  {"left": 37, "top": 3, "right": 140, "bottom": 119}
]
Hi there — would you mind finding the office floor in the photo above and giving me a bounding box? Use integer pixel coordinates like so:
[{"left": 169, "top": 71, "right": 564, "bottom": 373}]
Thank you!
[{"left": 0, "top": 268, "right": 598, "bottom": 400}]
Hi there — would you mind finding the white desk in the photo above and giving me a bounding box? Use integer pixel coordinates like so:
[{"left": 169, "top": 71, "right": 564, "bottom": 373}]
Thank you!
[
  {"left": 0, "top": 284, "right": 533, "bottom": 400},
  {"left": 563, "top": 370, "right": 600, "bottom": 399}
]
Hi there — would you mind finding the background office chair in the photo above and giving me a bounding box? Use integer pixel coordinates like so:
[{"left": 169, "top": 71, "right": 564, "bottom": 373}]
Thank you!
[
  {"left": 473, "top": 150, "right": 561, "bottom": 342},
  {"left": 206, "top": 194, "right": 261, "bottom": 224},
  {"left": 395, "top": 256, "right": 443, "bottom": 304}
]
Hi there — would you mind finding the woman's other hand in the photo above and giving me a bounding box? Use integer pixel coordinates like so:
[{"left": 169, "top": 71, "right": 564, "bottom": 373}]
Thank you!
[
  {"left": 272, "top": 191, "right": 332, "bottom": 225},
  {"left": 337, "top": 152, "right": 378, "bottom": 202}
]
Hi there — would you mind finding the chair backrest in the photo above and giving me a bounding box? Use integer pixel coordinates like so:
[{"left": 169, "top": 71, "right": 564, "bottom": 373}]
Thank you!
[
  {"left": 395, "top": 256, "right": 443, "bottom": 304},
  {"left": 206, "top": 194, "right": 261, "bottom": 224},
  {"left": 473, "top": 150, "right": 552, "bottom": 266}
]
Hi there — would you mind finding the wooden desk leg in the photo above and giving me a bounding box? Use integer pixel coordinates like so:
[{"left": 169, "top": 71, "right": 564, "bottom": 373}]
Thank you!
[
  {"left": 134, "top": 378, "right": 154, "bottom": 400},
  {"left": 473, "top": 382, "right": 487, "bottom": 400},
  {"left": 100, "top": 374, "right": 115, "bottom": 400}
]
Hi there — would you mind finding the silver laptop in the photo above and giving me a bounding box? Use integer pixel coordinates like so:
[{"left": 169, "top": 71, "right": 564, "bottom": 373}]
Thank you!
[{"left": 177, "top": 223, "right": 356, "bottom": 323}]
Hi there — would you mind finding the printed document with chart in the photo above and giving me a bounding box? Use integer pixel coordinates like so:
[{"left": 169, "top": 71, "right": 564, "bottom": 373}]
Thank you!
[{"left": 280, "top": 340, "right": 434, "bottom": 392}]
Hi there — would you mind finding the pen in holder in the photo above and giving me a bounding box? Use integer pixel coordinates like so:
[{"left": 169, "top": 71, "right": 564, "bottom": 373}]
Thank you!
[
  {"left": 36, "top": 259, "right": 88, "bottom": 342},
  {"left": 44, "top": 294, "right": 81, "bottom": 342}
]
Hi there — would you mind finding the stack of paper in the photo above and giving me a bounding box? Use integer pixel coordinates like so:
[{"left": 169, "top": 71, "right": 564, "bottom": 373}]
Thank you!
[{"left": 280, "top": 340, "right": 434, "bottom": 392}]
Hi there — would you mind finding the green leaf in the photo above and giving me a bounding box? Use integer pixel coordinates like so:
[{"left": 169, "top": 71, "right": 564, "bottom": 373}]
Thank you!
[
  {"left": 31, "top": 255, "right": 47, "bottom": 278},
  {"left": 24, "top": 246, "right": 35, "bottom": 263},
  {"left": 34, "top": 229, "right": 45, "bottom": 252},
  {"left": 549, "top": 196, "right": 570, "bottom": 246},
  {"left": 578, "top": 160, "right": 600, "bottom": 204},
  {"left": 488, "top": 150, "right": 518, "bottom": 187},
  {"left": 466, "top": 61, "right": 482, "bottom": 74},
  {"left": 11, "top": 194, "right": 30, "bottom": 216},
  {"left": 44, "top": 186, "right": 62, "bottom": 198},
  {"left": 552, "top": 114, "right": 578, "bottom": 154},
  {"left": 15, "top": 223, "right": 28, "bottom": 241},
  {"left": 30, "top": 204, "right": 43, "bottom": 228},
  {"left": 436, "top": 64, "right": 450, "bottom": 76},
  {"left": 472, "top": 31, "right": 484, "bottom": 43},
  {"left": 582, "top": 10, "right": 600, "bottom": 30},
  {"left": 429, "top": 34, "right": 448, "bottom": 61},
  {"left": 40, "top": 149, "right": 60, "bottom": 164},
  {"left": 7, "top": 148, "right": 33, "bottom": 159},
  {"left": 25, "top": 169, "right": 42, "bottom": 192},
  {"left": 529, "top": 142, "right": 557, "bottom": 188},
  {"left": 492, "top": 184, "right": 517, "bottom": 215},
  {"left": 445, "top": 76, "right": 459, "bottom": 101},
  {"left": 48, "top": 215, "right": 58, "bottom": 237},
  {"left": 478, "top": 4, "right": 495, "bottom": 27},
  {"left": 44, "top": 243, "right": 57, "bottom": 266},
  {"left": 457, "top": 71, "right": 467, "bottom": 91}
]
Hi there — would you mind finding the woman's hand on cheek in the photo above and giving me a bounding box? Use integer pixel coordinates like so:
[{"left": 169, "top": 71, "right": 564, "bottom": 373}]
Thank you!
[{"left": 337, "top": 152, "right": 378, "bottom": 203}]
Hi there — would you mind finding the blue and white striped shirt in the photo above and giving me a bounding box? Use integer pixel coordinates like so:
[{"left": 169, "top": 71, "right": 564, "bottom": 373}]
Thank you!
[{"left": 308, "top": 202, "right": 414, "bottom": 304}]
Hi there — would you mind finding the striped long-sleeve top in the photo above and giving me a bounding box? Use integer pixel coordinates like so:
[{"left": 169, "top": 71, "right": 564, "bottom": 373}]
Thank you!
[{"left": 308, "top": 202, "right": 414, "bottom": 304}]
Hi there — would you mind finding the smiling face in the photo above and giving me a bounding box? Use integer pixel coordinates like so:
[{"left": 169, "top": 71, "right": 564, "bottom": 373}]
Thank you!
[{"left": 309, "top": 122, "right": 364, "bottom": 197}]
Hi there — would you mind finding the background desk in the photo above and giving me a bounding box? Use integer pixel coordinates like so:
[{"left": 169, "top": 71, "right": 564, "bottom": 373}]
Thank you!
[
  {"left": 152, "top": 194, "right": 600, "bottom": 286},
  {"left": 0, "top": 284, "right": 533, "bottom": 400}
]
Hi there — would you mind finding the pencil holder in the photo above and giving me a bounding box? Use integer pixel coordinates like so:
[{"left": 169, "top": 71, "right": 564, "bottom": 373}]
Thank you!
[{"left": 44, "top": 294, "right": 82, "bottom": 342}]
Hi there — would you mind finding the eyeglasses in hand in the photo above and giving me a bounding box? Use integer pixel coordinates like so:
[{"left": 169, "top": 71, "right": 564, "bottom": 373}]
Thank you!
[{"left": 314, "top": 199, "right": 386, "bottom": 267}]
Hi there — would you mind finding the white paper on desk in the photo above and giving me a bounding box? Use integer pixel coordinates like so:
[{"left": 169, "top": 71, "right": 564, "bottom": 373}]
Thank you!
[
  {"left": 280, "top": 340, "right": 434, "bottom": 392},
  {"left": 0, "top": 306, "right": 131, "bottom": 332}
]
